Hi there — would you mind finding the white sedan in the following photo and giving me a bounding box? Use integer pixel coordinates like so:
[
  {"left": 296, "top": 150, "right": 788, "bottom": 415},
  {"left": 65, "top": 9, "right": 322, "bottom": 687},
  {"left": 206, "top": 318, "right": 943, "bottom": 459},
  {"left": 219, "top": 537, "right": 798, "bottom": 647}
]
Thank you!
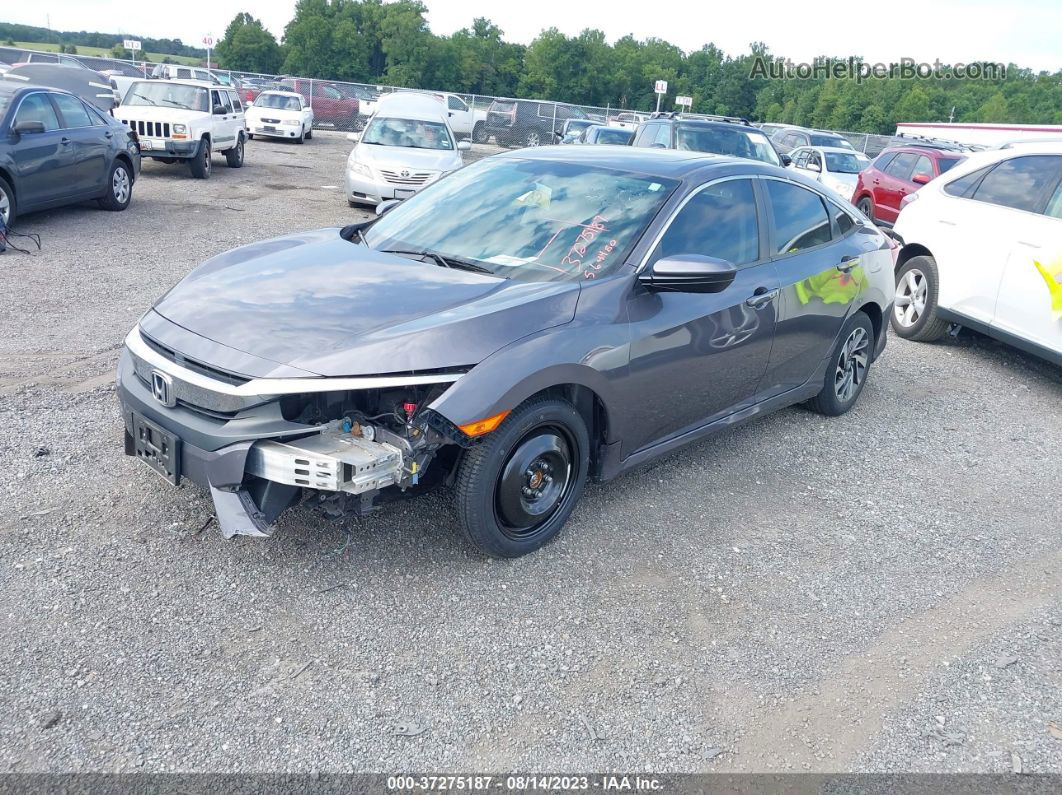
[
  {"left": 892, "top": 142, "right": 1062, "bottom": 366},
  {"left": 246, "top": 91, "right": 314, "bottom": 143},
  {"left": 788, "top": 146, "right": 870, "bottom": 203}
]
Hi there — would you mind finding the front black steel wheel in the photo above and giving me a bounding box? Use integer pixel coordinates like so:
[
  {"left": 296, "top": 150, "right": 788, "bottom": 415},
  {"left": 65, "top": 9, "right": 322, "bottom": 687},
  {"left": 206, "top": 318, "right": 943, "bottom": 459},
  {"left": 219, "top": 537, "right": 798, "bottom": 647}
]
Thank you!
[{"left": 455, "top": 397, "right": 589, "bottom": 558}]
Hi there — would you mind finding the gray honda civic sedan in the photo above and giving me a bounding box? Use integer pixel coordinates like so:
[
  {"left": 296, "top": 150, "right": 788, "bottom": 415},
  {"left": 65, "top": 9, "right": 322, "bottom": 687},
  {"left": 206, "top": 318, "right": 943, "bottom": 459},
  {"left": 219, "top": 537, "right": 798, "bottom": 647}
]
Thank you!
[{"left": 118, "top": 146, "right": 894, "bottom": 557}]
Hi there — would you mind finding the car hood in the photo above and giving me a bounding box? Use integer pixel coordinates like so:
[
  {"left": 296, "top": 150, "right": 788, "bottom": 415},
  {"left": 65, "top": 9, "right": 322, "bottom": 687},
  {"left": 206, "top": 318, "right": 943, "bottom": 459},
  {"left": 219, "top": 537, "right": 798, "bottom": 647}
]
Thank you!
[
  {"left": 152, "top": 228, "right": 579, "bottom": 377},
  {"left": 353, "top": 143, "right": 462, "bottom": 172},
  {"left": 115, "top": 105, "right": 204, "bottom": 124}
]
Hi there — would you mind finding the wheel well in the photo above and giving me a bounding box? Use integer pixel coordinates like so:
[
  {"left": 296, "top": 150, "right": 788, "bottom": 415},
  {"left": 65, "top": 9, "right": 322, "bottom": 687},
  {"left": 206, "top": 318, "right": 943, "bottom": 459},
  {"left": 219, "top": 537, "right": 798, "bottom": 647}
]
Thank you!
[
  {"left": 0, "top": 167, "right": 14, "bottom": 197},
  {"left": 531, "top": 384, "right": 610, "bottom": 473},
  {"left": 114, "top": 153, "right": 134, "bottom": 180},
  {"left": 858, "top": 301, "right": 884, "bottom": 346},
  {"left": 896, "top": 243, "right": 932, "bottom": 271}
]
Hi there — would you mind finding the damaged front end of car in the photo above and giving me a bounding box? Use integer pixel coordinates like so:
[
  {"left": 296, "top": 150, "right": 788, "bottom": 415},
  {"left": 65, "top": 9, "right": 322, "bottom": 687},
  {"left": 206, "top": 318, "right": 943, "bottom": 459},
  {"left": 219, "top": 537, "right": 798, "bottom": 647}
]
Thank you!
[{"left": 118, "top": 326, "right": 478, "bottom": 539}]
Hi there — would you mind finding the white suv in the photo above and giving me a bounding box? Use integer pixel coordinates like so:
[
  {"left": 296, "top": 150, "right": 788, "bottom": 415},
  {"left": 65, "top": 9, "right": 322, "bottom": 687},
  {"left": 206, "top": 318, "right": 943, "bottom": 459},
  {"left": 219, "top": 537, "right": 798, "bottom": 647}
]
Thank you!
[
  {"left": 891, "top": 143, "right": 1062, "bottom": 366},
  {"left": 116, "top": 80, "right": 246, "bottom": 179}
]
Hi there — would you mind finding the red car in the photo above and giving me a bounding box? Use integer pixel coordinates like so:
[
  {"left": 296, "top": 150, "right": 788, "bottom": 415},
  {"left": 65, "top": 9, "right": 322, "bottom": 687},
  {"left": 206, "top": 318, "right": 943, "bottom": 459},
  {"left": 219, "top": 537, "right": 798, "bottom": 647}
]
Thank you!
[
  {"left": 278, "top": 79, "right": 359, "bottom": 130},
  {"left": 852, "top": 144, "right": 966, "bottom": 226}
]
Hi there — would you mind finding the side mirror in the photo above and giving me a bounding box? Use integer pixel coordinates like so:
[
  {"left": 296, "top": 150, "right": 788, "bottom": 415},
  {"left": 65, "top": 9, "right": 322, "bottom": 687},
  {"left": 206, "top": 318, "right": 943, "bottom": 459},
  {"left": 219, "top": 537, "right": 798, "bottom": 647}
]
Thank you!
[
  {"left": 806, "top": 162, "right": 821, "bottom": 173},
  {"left": 456, "top": 140, "right": 471, "bottom": 151},
  {"left": 376, "top": 199, "right": 401, "bottom": 215},
  {"left": 347, "top": 132, "right": 360, "bottom": 142},
  {"left": 13, "top": 119, "right": 46, "bottom": 135},
  {"left": 780, "top": 154, "right": 792, "bottom": 166},
  {"left": 212, "top": 104, "right": 226, "bottom": 115},
  {"left": 638, "top": 254, "right": 738, "bottom": 293},
  {"left": 912, "top": 173, "right": 931, "bottom": 185}
]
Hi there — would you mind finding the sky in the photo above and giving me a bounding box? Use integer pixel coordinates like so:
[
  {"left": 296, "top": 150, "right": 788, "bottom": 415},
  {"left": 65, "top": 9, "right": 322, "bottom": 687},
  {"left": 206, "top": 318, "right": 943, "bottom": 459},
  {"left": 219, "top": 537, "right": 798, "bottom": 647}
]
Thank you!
[{"left": 5, "top": 0, "right": 1061, "bottom": 73}]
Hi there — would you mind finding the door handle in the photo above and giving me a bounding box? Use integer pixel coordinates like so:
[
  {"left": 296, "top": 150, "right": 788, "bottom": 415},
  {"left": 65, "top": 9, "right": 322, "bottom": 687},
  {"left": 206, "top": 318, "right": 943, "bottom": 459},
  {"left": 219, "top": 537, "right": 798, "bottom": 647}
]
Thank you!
[
  {"left": 1016, "top": 240, "right": 1041, "bottom": 248},
  {"left": 745, "top": 287, "right": 778, "bottom": 309},
  {"left": 938, "top": 220, "right": 957, "bottom": 226},
  {"left": 837, "top": 255, "right": 858, "bottom": 273},
  {"left": 60, "top": 137, "right": 71, "bottom": 145}
]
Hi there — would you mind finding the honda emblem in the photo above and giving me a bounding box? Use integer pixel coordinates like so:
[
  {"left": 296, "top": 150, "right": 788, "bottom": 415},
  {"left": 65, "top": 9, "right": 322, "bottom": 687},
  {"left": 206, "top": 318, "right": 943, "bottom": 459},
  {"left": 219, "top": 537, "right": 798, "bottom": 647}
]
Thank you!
[{"left": 150, "top": 370, "right": 175, "bottom": 407}]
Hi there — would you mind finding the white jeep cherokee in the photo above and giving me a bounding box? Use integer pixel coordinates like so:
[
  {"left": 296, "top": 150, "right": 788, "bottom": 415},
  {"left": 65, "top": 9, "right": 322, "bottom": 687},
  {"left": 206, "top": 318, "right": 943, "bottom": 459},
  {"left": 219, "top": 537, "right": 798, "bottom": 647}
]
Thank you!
[{"left": 116, "top": 79, "right": 247, "bottom": 179}]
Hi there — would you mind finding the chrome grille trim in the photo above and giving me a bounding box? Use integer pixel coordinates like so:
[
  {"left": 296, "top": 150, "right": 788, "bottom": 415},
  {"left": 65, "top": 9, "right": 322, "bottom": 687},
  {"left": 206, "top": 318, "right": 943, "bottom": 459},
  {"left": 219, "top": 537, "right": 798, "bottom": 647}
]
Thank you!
[
  {"left": 379, "top": 169, "right": 433, "bottom": 186},
  {"left": 124, "top": 119, "right": 172, "bottom": 138},
  {"left": 125, "top": 328, "right": 463, "bottom": 408}
]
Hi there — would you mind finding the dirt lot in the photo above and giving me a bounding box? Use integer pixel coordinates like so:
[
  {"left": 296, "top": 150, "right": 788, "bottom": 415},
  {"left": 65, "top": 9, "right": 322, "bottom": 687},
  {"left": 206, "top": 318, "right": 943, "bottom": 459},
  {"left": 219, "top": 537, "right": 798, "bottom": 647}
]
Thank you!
[{"left": 1, "top": 131, "right": 1060, "bottom": 774}]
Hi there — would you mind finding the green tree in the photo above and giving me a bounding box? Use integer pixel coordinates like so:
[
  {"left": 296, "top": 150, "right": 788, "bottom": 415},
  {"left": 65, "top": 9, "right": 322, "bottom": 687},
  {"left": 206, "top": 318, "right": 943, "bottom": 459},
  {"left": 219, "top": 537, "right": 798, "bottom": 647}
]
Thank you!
[
  {"left": 217, "top": 12, "right": 282, "bottom": 74},
  {"left": 972, "top": 92, "right": 1010, "bottom": 122}
]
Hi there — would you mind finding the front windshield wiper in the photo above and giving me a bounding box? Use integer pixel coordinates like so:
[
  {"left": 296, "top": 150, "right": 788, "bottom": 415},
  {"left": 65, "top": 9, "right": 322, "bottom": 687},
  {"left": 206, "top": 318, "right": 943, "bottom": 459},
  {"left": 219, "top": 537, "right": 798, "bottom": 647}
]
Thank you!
[
  {"left": 379, "top": 248, "right": 498, "bottom": 276},
  {"left": 157, "top": 98, "right": 192, "bottom": 109},
  {"left": 128, "top": 92, "right": 157, "bottom": 105}
]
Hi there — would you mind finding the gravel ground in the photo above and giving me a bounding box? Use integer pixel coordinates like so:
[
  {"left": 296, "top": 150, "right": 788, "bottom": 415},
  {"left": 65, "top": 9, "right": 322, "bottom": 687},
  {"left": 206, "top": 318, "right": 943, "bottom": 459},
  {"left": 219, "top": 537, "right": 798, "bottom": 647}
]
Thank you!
[{"left": 0, "top": 131, "right": 1060, "bottom": 774}]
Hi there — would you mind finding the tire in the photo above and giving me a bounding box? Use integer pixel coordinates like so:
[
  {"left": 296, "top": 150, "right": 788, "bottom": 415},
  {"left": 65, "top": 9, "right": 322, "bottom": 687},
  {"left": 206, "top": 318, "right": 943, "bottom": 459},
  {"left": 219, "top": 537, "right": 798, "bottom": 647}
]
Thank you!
[
  {"left": 305, "top": 127, "right": 313, "bottom": 140},
  {"left": 806, "top": 312, "right": 875, "bottom": 417},
  {"left": 856, "top": 196, "right": 874, "bottom": 224},
  {"left": 296, "top": 128, "right": 305, "bottom": 145},
  {"left": 247, "top": 133, "right": 254, "bottom": 140},
  {"left": 454, "top": 397, "right": 590, "bottom": 558},
  {"left": 0, "top": 175, "right": 16, "bottom": 227},
  {"left": 472, "top": 122, "right": 488, "bottom": 144},
  {"left": 96, "top": 159, "right": 133, "bottom": 211},
  {"left": 891, "top": 255, "right": 949, "bottom": 341},
  {"left": 189, "top": 139, "right": 211, "bottom": 179},
  {"left": 224, "top": 136, "right": 245, "bottom": 168},
  {"left": 525, "top": 129, "right": 542, "bottom": 147}
]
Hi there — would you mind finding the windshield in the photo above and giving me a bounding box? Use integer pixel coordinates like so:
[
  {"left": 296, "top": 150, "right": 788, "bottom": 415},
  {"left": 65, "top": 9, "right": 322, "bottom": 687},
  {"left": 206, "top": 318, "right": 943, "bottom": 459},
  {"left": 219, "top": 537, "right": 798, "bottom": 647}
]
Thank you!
[
  {"left": 124, "top": 82, "right": 208, "bottom": 111},
  {"left": 675, "top": 124, "right": 780, "bottom": 165},
  {"left": 825, "top": 152, "right": 869, "bottom": 174},
  {"left": 362, "top": 117, "right": 453, "bottom": 150},
  {"left": 254, "top": 93, "right": 302, "bottom": 110},
  {"left": 595, "top": 128, "right": 634, "bottom": 145},
  {"left": 810, "top": 134, "right": 854, "bottom": 150},
  {"left": 938, "top": 157, "right": 962, "bottom": 174},
  {"left": 364, "top": 158, "right": 677, "bottom": 282}
]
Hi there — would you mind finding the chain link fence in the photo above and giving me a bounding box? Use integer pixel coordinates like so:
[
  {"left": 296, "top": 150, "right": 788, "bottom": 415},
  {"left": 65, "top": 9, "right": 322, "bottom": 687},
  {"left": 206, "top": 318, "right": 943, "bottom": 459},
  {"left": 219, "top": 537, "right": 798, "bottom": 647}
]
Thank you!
[{"left": 1, "top": 44, "right": 893, "bottom": 152}]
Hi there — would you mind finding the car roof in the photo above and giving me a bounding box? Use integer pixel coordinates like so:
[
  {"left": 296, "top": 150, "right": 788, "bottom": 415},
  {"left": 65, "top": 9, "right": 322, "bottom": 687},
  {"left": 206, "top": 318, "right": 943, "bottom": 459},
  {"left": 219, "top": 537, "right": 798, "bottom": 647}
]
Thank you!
[
  {"left": 257, "top": 90, "right": 302, "bottom": 99},
  {"left": 665, "top": 118, "right": 766, "bottom": 134},
  {"left": 879, "top": 144, "right": 965, "bottom": 158},
  {"left": 796, "top": 145, "right": 866, "bottom": 155},
  {"left": 496, "top": 144, "right": 788, "bottom": 180},
  {"left": 0, "top": 81, "right": 74, "bottom": 98},
  {"left": 133, "top": 78, "right": 213, "bottom": 88}
]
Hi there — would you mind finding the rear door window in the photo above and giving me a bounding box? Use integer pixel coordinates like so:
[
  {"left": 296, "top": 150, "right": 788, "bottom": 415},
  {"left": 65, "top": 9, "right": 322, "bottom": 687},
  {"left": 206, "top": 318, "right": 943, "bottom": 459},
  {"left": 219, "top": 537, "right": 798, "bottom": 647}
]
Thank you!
[
  {"left": 50, "top": 93, "right": 94, "bottom": 128},
  {"left": 872, "top": 152, "right": 896, "bottom": 172},
  {"left": 970, "top": 155, "right": 1062, "bottom": 213},
  {"left": 943, "top": 165, "right": 993, "bottom": 198},
  {"left": 633, "top": 123, "right": 658, "bottom": 147},
  {"left": 766, "top": 180, "right": 833, "bottom": 255}
]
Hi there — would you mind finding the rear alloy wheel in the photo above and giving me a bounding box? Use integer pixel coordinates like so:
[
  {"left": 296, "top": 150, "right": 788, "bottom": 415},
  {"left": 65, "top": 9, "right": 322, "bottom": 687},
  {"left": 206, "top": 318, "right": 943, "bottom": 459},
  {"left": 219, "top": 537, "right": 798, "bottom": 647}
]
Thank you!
[
  {"left": 806, "top": 312, "right": 875, "bottom": 416},
  {"left": 891, "top": 255, "right": 949, "bottom": 341},
  {"left": 0, "top": 175, "right": 16, "bottom": 227},
  {"left": 224, "top": 137, "right": 245, "bottom": 167},
  {"left": 472, "top": 122, "right": 488, "bottom": 143},
  {"left": 189, "top": 139, "right": 211, "bottom": 179},
  {"left": 97, "top": 160, "right": 132, "bottom": 211},
  {"left": 857, "top": 196, "right": 874, "bottom": 223},
  {"left": 525, "top": 129, "right": 542, "bottom": 147},
  {"left": 455, "top": 397, "right": 589, "bottom": 558}
]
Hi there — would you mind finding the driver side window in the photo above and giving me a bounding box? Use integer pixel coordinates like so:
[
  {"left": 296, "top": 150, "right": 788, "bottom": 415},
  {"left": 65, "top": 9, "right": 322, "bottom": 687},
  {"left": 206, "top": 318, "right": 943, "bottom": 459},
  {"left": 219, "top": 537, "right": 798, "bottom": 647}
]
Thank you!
[
  {"left": 649, "top": 179, "right": 760, "bottom": 267},
  {"left": 14, "top": 93, "right": 60, "bottom": 131}
]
